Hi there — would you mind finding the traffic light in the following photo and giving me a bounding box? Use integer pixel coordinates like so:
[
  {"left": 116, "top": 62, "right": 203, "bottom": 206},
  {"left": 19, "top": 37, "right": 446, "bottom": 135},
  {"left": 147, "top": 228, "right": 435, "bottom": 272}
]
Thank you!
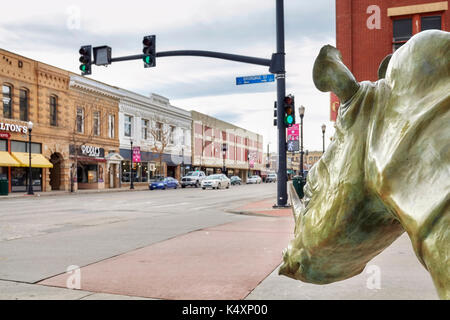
[
  {"left": 284, "top": 95, "right": 295, "bottom": 127},
  {"left": 142, "top": 35, "right": 156, "bottom": 68},
  {"left": 79, "top": 45, "right": 92, "bottom": 75}
]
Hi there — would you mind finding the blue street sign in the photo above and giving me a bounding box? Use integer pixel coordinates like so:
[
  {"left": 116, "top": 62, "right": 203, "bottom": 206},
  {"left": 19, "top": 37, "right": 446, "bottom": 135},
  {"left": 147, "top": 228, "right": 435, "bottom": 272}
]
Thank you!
[{"left": 236, "top": 74, "right": 275, "bottom": 85}]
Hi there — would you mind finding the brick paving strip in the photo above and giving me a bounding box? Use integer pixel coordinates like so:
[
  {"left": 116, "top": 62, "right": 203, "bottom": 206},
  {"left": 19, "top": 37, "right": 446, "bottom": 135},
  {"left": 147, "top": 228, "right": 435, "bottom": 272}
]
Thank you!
[{"left": 38, "top": 215, "right": 294, "bottom": 300}]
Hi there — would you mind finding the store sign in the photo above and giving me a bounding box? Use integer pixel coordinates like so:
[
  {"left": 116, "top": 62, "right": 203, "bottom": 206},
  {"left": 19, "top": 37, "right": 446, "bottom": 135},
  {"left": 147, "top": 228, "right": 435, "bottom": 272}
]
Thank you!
[
  {"left": 0, "top": 122, "right": 28, "bottom": 134},
  {"left": 70, "top": 144, "right": 105, "bottom": 158},
  {"left": 0, "top": 132, "right": 11, "bottom": 139}
]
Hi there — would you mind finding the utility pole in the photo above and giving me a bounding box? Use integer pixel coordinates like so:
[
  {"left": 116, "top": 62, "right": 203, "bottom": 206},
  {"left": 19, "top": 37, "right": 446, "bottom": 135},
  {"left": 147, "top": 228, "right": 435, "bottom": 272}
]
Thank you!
[{"left": 274, "top": 0, "right": 288, "bottom": 207}]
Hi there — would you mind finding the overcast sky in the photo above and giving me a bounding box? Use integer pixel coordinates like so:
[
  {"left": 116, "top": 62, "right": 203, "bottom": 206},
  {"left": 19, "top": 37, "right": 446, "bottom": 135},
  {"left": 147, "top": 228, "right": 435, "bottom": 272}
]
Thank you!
[{"left": 0, "top": 0, "right": 336, "bottom": 153}]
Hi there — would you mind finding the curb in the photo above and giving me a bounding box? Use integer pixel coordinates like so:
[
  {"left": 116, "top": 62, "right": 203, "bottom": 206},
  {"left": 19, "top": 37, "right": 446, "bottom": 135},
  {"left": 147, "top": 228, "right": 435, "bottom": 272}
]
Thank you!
[{"left": 224, "top": 208, "right": 292, "bottom": 218}]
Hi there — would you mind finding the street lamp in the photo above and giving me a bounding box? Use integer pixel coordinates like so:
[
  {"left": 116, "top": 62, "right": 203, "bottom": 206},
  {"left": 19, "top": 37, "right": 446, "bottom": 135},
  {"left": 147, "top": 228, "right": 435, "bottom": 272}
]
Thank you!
[
  {"left": 130, "top": 140, "right": 134, "bottom": 189},
  {"left": 181, "top": 146, "right": 185, "bottom": 177},
  {"left": 321, "top": 124, "right": 326, "bottom": 153},
  {"left": 299, "top": 106, "right": 305, "bottom": 177},
  {"left": 27, "top": 121, "right": 34, "bottom": 195},
  {"left": 222, "top": 143, "right": 227, "bottom": 176}
]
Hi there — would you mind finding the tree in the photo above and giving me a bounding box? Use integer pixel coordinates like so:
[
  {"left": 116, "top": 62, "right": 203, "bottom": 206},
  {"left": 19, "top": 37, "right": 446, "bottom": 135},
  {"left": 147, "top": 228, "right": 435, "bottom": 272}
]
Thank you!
[{"left": 149, "top": 115, "right": 172, "bottom": 177}]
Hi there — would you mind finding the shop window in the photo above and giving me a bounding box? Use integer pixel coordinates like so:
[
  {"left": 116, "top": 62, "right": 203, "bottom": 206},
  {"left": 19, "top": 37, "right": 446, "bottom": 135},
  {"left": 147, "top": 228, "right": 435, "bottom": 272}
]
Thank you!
[
  {"left": 93, "top": 111, "right": 100, "bottom": 136},
  {"left": 11, "top": 140, "right": 41, "bottom": 153},
  {"left": 108, "top": 114, "right": 115, "bottom": 138},
  {"left": 11, "top": 167, "right": 42, "bottom": 192},
  {"left": 76, "top": 107, "right": 84, "bottom": 133},
  {"left": 421, "top": 16, "right": 441, "bottom": 31},
  {"left": 124, "top": 115, "right": 132, "bottom": 137},
  {"left": 0, "top": 139, "right": 7, "bottom": 151},
  {"left": 19, "top": 89, "right": 29, "bottom": 121},
  {"left": 77, "top": 164, "right": 98, "bottom": 183},
  {"left": 2, "top": 84, "right": 12, "bottom": 119},
  {"left": 142, "top": 119, "right": 149, "bottom": 140},
  {"left": 50, "top": 95, "right": 57, "bottom": 126}
]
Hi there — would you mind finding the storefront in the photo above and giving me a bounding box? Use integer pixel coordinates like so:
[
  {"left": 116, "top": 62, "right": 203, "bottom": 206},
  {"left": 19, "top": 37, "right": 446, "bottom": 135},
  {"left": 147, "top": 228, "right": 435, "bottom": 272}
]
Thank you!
[
  {"left": 70, "top": 144, "right": 106, "bottom": 190},
  {"left": 0, "top": 131, "right": 53, "bottom": 193}
]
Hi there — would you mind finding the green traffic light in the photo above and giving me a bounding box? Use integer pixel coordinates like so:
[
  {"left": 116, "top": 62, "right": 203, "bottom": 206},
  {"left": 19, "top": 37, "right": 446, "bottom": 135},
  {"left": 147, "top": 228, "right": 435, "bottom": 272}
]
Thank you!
[
  {"left": 80, "top": 65, "right": 86, "bottom": 72},
  {"left": 144, "top": 55, "right": 151, "bottom": 64},
  {"left": 285, "top": 115, "right": 294, "bottom": 124}
]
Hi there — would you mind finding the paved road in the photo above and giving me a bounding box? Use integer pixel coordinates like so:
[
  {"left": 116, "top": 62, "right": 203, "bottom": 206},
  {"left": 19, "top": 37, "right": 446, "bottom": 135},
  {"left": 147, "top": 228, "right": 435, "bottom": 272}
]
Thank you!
[{"left": 0, "top": 183, "right": 439, "bottom": 299}]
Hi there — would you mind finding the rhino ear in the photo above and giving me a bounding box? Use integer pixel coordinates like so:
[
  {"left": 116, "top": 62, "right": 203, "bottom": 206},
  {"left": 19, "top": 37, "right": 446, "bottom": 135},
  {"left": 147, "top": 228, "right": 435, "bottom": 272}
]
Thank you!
[
  {"left": 313, "top": 45, "right": 359, "bottom": 104},
  {"left": 377, "top": 54, "right": 392, "bottom": 79}
]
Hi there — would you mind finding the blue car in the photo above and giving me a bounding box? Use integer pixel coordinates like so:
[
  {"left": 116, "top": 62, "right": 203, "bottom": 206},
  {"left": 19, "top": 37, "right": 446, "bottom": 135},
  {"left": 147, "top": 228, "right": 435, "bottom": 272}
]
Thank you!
[{"left": 149, "top": 177, "right": 179, "bottom": 190}]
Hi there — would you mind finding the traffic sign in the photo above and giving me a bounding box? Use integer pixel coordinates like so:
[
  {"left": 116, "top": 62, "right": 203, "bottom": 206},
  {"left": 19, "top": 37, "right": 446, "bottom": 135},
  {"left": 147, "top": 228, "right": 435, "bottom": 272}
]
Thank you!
[
  {"left": 236, "top": 74, "right": 275, "bottom": 85},
  {"left": 287, "top": 140, "right": 299, "bottom": 152}
]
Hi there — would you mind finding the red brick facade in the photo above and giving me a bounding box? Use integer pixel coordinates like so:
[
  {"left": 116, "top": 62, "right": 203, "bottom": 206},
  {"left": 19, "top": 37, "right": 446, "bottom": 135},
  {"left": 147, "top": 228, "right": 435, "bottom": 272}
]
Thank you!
[{"left": 333, "top": 0, "right": 449, "bottom": 120}]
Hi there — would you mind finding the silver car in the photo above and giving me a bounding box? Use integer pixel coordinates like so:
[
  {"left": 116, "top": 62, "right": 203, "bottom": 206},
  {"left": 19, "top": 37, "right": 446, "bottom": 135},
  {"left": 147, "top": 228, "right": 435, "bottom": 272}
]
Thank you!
[
  {"left": 247, "top": 175, "right": 262, "bottom": 184},
  {"left": 181, "top": 171, "right": 206, "bottom": 188},
  {"left": 201, "top": 174, "right": 231, "bottom": 190}
]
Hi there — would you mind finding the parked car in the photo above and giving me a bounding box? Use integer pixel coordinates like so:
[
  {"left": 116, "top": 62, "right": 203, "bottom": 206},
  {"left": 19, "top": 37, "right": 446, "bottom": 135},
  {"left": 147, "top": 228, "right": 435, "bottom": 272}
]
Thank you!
[
  {"left": 181, "top": 171, "right": 206, "bottom": 188},
  {"left": 266, "top": 173, "right": 277, "bottom": 183},
  {"left": 247, "top": 175, "right": 262, "bottom": 184},
  {"left": 230, "top": 176, "right": 242, "bottom": 185},
  {"left": 201, "top": 174, "right": 230, "bottom": 190},
  {"left": 149, "top": 177, "right": 179, "bottom": 190}
]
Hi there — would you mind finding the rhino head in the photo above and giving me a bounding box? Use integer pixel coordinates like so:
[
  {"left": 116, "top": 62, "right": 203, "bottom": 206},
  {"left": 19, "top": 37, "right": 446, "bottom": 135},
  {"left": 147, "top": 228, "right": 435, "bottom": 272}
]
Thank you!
[{"left": 279, "top": 30, "right": 450, "bottom": 299}]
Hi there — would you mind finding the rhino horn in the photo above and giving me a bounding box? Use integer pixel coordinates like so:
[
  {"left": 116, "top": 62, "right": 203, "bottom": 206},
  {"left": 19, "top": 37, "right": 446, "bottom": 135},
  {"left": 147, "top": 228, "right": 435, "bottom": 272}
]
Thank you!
[{"left": 313, "top": 45, "right": 360, "bottom": 104}]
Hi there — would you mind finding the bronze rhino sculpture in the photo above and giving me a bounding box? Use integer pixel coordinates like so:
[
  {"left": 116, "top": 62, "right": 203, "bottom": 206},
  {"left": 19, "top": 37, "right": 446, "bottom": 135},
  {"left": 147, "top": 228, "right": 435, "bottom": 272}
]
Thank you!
[{"left": 279, "top": 30, "right": 449, "bottom": 299}]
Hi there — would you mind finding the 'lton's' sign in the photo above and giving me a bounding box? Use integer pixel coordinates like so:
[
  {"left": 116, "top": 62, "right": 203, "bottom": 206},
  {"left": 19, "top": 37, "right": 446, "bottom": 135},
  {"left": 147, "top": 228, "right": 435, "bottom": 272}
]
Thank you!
[{"left": 0, "top": 122, "right": 29, "bottom": 134}]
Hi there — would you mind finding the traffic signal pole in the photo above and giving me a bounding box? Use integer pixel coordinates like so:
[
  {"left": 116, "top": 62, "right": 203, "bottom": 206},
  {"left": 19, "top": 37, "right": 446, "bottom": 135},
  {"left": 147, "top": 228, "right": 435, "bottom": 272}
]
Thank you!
[
  {"left": 80, "top": 0, "right": 289, "bottom": 207},
  {"left": 274, "top": 0, "right": 288, "bottom": 207}
]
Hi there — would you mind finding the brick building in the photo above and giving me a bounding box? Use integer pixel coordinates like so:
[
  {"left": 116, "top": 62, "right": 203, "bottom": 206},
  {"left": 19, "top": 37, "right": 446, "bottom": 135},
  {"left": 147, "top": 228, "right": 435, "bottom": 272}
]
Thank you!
[
  {"left": 0, "top": 49, "right": 120, "bottom": 193},
  {"left": 191, "top": 111, "right": 264, "bottom": 181},
  {"left": 332, "top": 0, "right": 449, "bottom": 120}
]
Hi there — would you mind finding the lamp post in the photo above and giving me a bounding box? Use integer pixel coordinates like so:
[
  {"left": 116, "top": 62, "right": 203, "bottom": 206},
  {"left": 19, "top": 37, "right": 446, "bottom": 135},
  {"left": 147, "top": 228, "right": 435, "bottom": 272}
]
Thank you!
[
  {"left": 222, "top": 143, "right": 227, "bottom": 176},
  {"left": 321, "top": 124, "right": 326, "bottom": 153},
  {"left": 130, "top": 140, "right": 134, "bottom": 189},
  {"left": 181, "top": 146, "right": 185, "bottom": 177},
  {"left": 27, "top": 121, "right": 34, "bottom": 195},
  {"left": 299, "top": 106, "right": 305, "bottom": 177}
]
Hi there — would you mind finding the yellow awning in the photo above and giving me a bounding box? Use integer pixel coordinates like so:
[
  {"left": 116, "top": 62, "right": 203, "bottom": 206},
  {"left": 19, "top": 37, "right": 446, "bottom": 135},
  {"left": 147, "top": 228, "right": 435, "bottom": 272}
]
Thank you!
[
  {"left": 0, "top": 151, "right": 21, "bottom": 167},
  {"left": 11, "top": 152, "right": 53, "bottom": 168}
]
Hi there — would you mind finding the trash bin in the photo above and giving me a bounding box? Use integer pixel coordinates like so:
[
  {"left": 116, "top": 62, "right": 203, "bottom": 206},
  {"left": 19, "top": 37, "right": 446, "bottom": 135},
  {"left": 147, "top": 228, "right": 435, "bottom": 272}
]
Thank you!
[
  {"left": 0, "top": 179, "right": 8, "bottom": 196},
  {"left": 292, "top": 175, "right": 306, "bottom": 199}
]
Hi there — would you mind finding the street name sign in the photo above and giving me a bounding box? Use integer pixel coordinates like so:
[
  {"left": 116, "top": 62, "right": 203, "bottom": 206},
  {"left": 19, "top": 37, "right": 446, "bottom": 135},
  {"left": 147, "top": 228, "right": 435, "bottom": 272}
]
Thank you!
[{"left": 236, "top": 74, "right": 275, "bottom": 85}]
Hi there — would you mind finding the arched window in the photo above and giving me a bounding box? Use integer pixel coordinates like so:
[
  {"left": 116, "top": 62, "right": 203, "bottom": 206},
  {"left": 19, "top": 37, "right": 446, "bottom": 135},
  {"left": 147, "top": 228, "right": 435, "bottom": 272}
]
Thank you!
[
  {"left": 2, "top": 84, "right": 12, "bottom": 119},
  {"left": 50, "top": 95, "right": 57, "bottom": 126},
  {"left": 19, "top": 88, "right": 29, "bottom": 121}
]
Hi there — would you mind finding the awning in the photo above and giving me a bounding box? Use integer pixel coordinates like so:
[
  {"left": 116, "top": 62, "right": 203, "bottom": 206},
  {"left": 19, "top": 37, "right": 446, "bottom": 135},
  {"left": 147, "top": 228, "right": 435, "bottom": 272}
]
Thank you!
[
  {"left": 11, "top": 152, "right": 53, "bottom": 168},
  {"left": 0, "top": 151, "right": 21, "bottom": 167}
]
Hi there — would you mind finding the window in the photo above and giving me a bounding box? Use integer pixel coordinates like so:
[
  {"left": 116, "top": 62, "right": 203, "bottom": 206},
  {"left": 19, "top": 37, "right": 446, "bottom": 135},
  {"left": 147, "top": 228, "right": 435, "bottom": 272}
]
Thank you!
[
  {"left": 19, "top": 89, "right": 28, "bottom": 121},
  {"left": 421, "top": 16, "right": 441, "bottom": 31},
  {"left": 124, "top": 115, "right": 132, "bottom": 137},
  {"left": 393, "top": 15, "right": 442, "bottom": 51},
  {"left": 76, "top": 107, "right": 84, "bottom": 133},
  {"left": 93, "top": 111, "right": 100, "bottom": 136},
  {"left": 108, "top": 114, "right": 115, "bottom": 138},
  {"left": 156, "top": 122, "right": 162, "bottom": 142},
  {"left": 142, "top": 119, "right": 149, "bottom": 140},
  {"left": 2, "top": 85, "right": 12, "bottom": 119},
  {"left": 393, "top": 18, "right": 412, "bottom": 50},
  {"left": 50, "top": 96, "right": 57, "bottom": 126},
  {"left": 0, "top": 139, "right": 7, "bottom": 151},
  {"left": 170, "top": 125, "right": 175, "bottom": 144},
  {"left": 11, "top": 140, "right": 41, "bottom": 153}
]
